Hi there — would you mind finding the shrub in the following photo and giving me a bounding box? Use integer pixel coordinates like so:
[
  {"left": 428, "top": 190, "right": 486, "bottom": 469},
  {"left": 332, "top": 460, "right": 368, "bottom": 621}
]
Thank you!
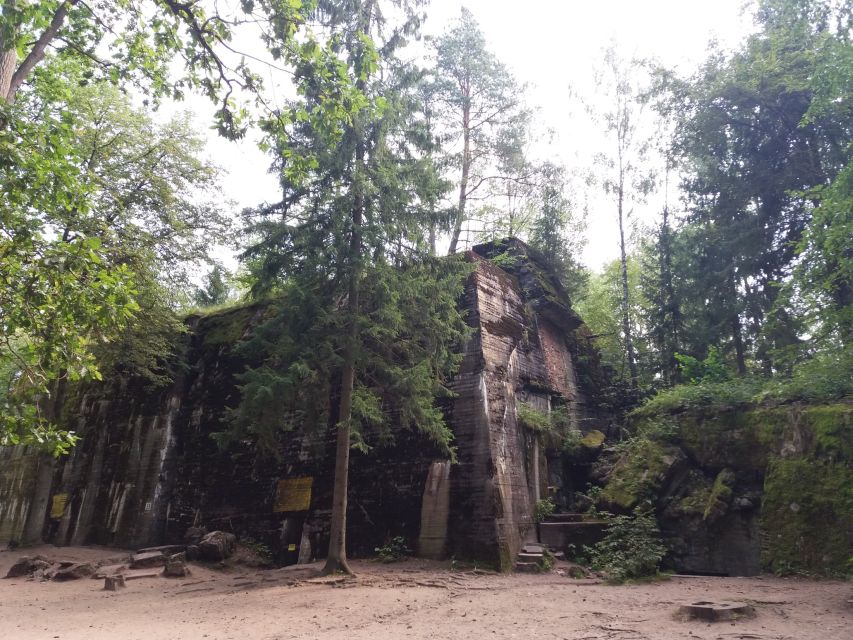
[
  {"left": 586, "top": 506, "right": 666, "bottom": 583},
  {"left": 632, "top": 378, "right": 763, "bottom": 417},
  {"left": 533, "top": 497, "right": 555, "bottom": 523},
  {"left": 240, "top": 537, "right": 274, "bottom": 564},
  {"left": 759, "top": 347, "right": 853, "bottom": 404},
  {"left": 375, "top": 536, "right": 412, "bottom": 562}
]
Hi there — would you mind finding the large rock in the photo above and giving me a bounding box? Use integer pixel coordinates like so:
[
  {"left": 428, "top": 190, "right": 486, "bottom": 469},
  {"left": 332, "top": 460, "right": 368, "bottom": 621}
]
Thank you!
[
  {"left": 198, "top": 531, "right": 237, "bottom": 561},
  {"left": 4, "top": 555, "right": 51, "bottom": 578}
]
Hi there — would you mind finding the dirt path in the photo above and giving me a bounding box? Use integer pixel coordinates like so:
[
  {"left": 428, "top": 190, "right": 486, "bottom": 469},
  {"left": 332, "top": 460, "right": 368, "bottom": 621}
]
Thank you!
[{"left": 1, "top": 546, "right": 849, "bottom": 640}]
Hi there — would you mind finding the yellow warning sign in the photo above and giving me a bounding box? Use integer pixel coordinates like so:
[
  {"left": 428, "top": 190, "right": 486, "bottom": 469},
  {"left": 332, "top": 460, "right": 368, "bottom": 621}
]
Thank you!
[
  {"left": 50, "top": 493, "right": 68, "bottom": 519},
  {"left": 273, "top": 477, "right": 313, "bottom": 512}
]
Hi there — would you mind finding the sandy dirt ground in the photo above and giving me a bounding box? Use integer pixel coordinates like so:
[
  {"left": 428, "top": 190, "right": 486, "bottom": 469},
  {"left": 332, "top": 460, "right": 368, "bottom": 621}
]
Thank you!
[{"left": 0, "top": 546, "right": 849, "bottom": 640}]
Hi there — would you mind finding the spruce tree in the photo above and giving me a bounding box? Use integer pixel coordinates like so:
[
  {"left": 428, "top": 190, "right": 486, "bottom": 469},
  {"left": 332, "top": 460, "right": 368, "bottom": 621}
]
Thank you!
[{"left": 232, "top": 0, "right": 469, "bottom": 575}]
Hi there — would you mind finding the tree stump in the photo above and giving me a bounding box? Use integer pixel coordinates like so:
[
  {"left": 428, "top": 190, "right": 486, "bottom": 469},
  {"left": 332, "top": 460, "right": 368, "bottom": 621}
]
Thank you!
[{"left": 103, "top": 575, "right": 126, "bottom": 591}]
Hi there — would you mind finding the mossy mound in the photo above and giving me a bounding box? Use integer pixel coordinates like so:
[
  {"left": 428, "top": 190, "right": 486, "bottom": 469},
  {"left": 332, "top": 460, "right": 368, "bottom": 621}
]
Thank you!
[
  {"left": 761, "top": 458, "right": 852, "bottom": 577},
  {"left": 581, "top": 430, "right": 606, "bottom": 449},
  {"left": 195, "top": 303, "right": 265, "bottom": 347},
  {"left": 601, "top": 401, "right": 852, "bottom": 576}
]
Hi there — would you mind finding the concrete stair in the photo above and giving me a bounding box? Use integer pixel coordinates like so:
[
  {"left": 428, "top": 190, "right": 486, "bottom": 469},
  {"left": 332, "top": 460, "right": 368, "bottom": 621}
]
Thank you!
[
  {"left": 513, "top": 544, "right": 565, "bottom": 573},
  {"left": 514, "top": 512, "right": 605, "bottom": 572}
]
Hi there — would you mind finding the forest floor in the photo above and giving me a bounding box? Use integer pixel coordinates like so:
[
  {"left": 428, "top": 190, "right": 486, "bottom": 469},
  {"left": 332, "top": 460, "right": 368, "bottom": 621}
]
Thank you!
[{"left": 0, "top": 545, "right": 849, "bottom": 640}]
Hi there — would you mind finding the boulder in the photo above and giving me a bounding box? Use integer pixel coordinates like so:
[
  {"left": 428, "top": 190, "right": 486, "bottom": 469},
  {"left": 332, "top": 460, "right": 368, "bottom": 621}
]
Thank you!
[
  {"left": 4, "top": 556, "right": 53, "bottom": 579},
  {"left": 130, "top": 551, "right": 167, "bottom": 569},
  {"left": 198, "top": 531, "right": 237, "bottom": 561},
  {"left": 52, "top": 562, "right": 96, "bottom": 581}
]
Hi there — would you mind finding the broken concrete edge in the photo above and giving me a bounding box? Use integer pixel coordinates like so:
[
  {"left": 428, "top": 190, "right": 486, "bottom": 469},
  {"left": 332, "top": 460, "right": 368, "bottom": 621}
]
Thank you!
[{"left": 676, "top": 601, "right": 756, "bottom": 622}]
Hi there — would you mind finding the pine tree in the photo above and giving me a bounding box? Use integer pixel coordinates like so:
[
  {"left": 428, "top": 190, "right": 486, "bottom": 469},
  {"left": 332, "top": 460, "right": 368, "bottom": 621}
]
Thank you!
[{"left": 430, "top": 8, "right": 526, "bottom": 254}]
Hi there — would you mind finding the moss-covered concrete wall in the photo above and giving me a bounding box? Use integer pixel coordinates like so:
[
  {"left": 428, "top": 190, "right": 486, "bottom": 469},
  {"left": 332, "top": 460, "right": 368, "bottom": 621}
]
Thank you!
[
  {"left": 0, "top": 239, "right": 611, "bottom": 570},
  {"left": 601, "top": 402, "right": 852, "bottom": 577}
]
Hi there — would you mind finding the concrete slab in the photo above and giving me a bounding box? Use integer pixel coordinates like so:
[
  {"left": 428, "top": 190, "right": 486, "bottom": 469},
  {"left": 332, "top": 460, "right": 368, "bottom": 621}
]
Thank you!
[{"left": 677, "top": 601, "right": 755, "bottom": 621}]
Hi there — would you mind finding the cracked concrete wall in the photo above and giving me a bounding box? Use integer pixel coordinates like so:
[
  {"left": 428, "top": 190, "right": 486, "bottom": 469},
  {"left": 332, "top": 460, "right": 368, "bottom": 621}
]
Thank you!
[
  {"left": 447, "top": 249, "right": 596, "bottom": 570},
  {"left": 0, "top": 240, "right": 608, "bottom": 569}
]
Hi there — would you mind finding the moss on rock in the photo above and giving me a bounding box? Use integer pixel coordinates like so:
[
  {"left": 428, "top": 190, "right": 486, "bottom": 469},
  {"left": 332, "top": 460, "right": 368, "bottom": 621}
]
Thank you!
[
  {"left": 602, "top": 438, "right": 684, "bottom": 510},
  {"left": 803, "top": 404, "right": 852, "bottom": 461},
  {"left": 197, "top": 304, "right": 258, "bottom": 347},
  {"left": 761, "top": 457, "right": 852, "bottom": 577},
  {"left": 581, "top": 430, "right": 606, "bottom": 449},
  {"left": 605, "top": 400, "right": 851, "bottom": 576}
]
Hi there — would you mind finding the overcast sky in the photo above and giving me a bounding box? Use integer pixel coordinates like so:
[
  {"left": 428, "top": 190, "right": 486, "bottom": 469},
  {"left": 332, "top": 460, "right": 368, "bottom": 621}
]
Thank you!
[{"left": 171, "top": 0, "right": 756, "bottom": 273}]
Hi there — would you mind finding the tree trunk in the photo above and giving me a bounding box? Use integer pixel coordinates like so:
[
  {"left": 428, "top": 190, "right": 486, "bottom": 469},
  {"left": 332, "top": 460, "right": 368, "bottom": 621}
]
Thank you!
[
  {"left": 21, "top": 377, "right": 67, "bottom": 545},
  {"left": 322, "top": 171, "right": 360, "bottom": 577},
  {"left": 0, "top": 0, "right": 17, "bottom": 101},
  {"left": 448, "top": 98, "right": 470, "bottom": 254},
  {"left": 321, "top": 0, "right": 373, "bottom": 576},
  {"left": 1, "top": 1, "right": 74, "bottom": 104},
  {"left": 659, "top": 203, "right": 681, "bottom": 384},
  {"left": 617, "top": 186, "right": 638, "bottom": 387},
  {"left": 21, "top": 455, "right": 54, "bottom": 545},
  {"left": 322, "top": 327, "right": 356, "bottom": 575},
  {"left": 731, "top": 313, "right": 747, "bottom": 376},
  {"left": 321, "top": 168, "right": 361, "bottom": 578},
  {"left": 0, "top": 49, "right": 16, "bottom": 102}
]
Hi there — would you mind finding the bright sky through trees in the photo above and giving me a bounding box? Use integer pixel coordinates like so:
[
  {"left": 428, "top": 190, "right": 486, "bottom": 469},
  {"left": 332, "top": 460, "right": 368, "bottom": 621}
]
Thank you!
[{"left": 169, "top": 0, "right": 754, "bottom": 271}]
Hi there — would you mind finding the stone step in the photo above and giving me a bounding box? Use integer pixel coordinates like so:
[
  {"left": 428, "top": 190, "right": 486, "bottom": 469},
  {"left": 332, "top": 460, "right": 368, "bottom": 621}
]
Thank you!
[
  {"left": 521, "top": 544, "right": 544, "bottom": 554},
  {"left": 514, "top": 562, "right": 540, "bottom": 573},
  {"left": 516, "top": 552, "right": 543, "bottom": 562}
]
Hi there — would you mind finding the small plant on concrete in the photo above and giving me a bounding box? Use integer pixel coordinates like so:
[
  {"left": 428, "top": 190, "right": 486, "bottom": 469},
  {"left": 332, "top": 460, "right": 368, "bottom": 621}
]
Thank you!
[
  {"left": 586, "top": 505, "right": 666, "bottom": 583},
  {"left": 517, "top": 403, "right": 552, "bottom": 433},
  {"left": 375, "top": 536, "right": 412, "bottom": 562},
  {"left": 539, "top": 548, "right": 555, "bottom": 571},
  {"left": 533, "top": 497, "right": 555, "bottom": 523}
]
